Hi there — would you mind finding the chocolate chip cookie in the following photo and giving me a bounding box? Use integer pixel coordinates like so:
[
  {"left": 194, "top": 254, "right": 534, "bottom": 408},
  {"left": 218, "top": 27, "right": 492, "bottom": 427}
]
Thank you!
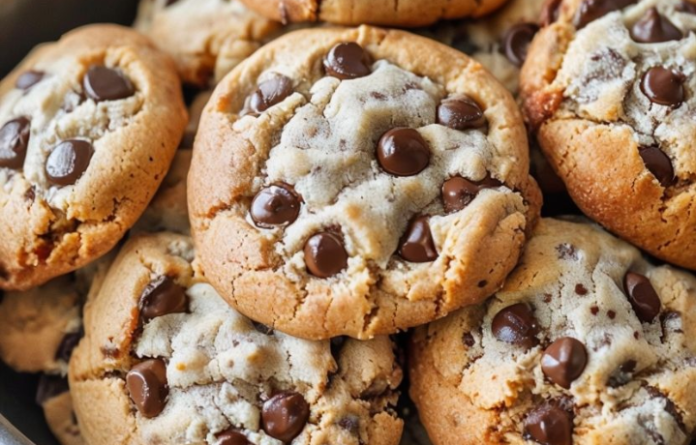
[
  {"left": 188, "top": 26, "right": 542, "bottom": 340},
  {"left": 69, "top": 232, "right": 404, "bottom": 445},
  {"left": 0, "top": 24, "right": 188, "bottom": 291},
  {"left": 410, "top": 217, "right": 696, "bottom": 445},
  {"left": 520, "top": 0, "right": 696, "bottom": 270},
  {"left": 37, "top": 376, "right": 84, "bottom": 445}
]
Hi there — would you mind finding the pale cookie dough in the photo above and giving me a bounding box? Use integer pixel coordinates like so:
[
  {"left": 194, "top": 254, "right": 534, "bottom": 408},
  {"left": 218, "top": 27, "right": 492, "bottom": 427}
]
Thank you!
[
  {"left": 70, "top": 232, "right": 404, "bottom": 445},
  {"left": 0, "top": 24, "right": 187, "bottom": 291},
  {"left": 520, "top": 0, "right": 696, "bottom": 270},
  {"left": 188, "top": 26, "right": 541, "bottom": 339},
  {"left": 411, "top": 217, "right": 696, "bottom": 445}
]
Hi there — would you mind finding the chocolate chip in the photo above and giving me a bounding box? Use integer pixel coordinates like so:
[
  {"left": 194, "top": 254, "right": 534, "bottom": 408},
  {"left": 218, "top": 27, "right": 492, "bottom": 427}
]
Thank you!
[
  {"left": 492, "top": 303, "right": 540, "bottom": 350},
  {"left": 139, "top": 276, "right": 187, "bottom": 322},
  {"left": 575, "top": 284, "right": 588, "bottom": 295},
  {"left": 677, "top": 1, "right": 696, "bottom": 13},
  {"left": 541, "top": 337, "right": 588, "bottom": 389},
  {"left": 377, "top": 128, "right": 430, "bottom": 177},
  {"left": 645, "top": 386, "right": 686, "bottom": 432},
  {"left": 441, "top": 175, "right": 502, "bottom": 213},
  {"left": 540, "top": 0, "right": 562, "bottom": 26},
  {"left": 261, "top": 392, "right": 310, "bottom": 443},
  {"left": 250, "top": 184, "right": 301, "bottom": 228},
  {"left": 252, "top": 321, "right": 274, "bottom": 335},
  {"left": 524, "top": 403, "right": 573, "bottom": 445},
  {"left": 437, "top": 95, "right": 487, "bottom": 130},
  {"left": 574, "top": 0, "right": 636, "bottom": 28},
  {"left": 398, "top": 215, "right": 438, "bottom": 263},
  {"left": 324, "top": 42, "right": 371, "bottom": 80},
  {"left": 83, "top": 65, "right": 134, "bottom": 102},
  {"left": 55, "top": 329, "right": 84, "bottom": 362},
  {"left": 15, "top": 70, "right": 45, "bottom": 91},
  {"left": 36, "top": 375, "right": 69, "bottom": 405},
  {"left": 126, "top": 358, "right": 169, "bottom": 418},
  {"left": 463, "top": 332, "right": 476, "bottom": 347},
  {"left": 304, "top": 232, "right": 348, "bottom": 278},
  {"left": 338, "top": 415, "right": 360, "bottom": 436},
  {"left": 216, "top": 428, "right": 252, "bottom": 445},
  {"left": 501, "top": 23, "right": 540, "bottom": 67},
  {"left": 246, "top": 75, "right": 294, "bottom": 115},
  {"left": 0, "top": 117, "right": 31, "bottom": 169},
  {"left": 624, "top": 271, "right": 661, "bottom": 322},
  {"left": 630, "top": 7, "right": 682, "bottom": 43},
  {"left": 641, "top": 67, "right": 685, "bottom": 107},
  {"left": 45, "top": 139, "right": 94, "bottom": 186},
  {"left": 639, "top": 146, "right": 674, "bottom": 187}
]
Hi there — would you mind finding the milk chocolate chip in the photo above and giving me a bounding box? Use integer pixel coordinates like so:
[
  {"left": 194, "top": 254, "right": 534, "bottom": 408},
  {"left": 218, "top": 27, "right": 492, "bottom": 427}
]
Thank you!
[
  {"left": 83, "top": 65, "right": 135, "bottom": 102},
  {"left": 574, "top": 0, "right": 636, "bottom": 28},
  {"left": 624, "top": 271, "right": 661, "bottom": 322},
  {"left": 126, "top": 359, "right": 169, "bottom": 418},
  {"left": 442, "top": 175, "right": 502, "bottom": 213},
  {"left": 139, "top": 276, "right": 188, "bottom": 322},
  {"left": 45, "top": 139, "right": 94, "bottom": 186},
  {"left": 630, "top": 7, "right": 682, "bottom": 43},
  {"left": 246, "top": 75, "right": 294, "bottom": 115},
  {"left": 261, "top": 392, "right": 310, "bottom": 442},
  {"left": 524, "top": 403, "right": 573, "bottom": 445},
  {"left": 502, "top": 23, "right": 540, "bottom": 67},
  {"left": 377, "top": 128, "right": 430, "bottom": 176},
  {"left": 250, "top": 184, "right": 301, "bottom": 228},
  {"left": 398, "top": 216, "right": 438, "bottom": 263},
  {"left": 216, "top": 428, "right": 252, "bottom": 445},
  {"left": 641, "top": 67, "right": 685, "bottom": 107},
  {"left": 638, "top": 146, "right": 674, "bottom": 187},
  {"left": 492, "top": 303, "right": 540, "bottom": 349},
  {"left": 324, "top": 42, "right": 371, "bottom": 80},
  {"left": 304, "top": 232, "right": 348, "bottom": 278},
  {"left": 437, "top": 95, "right": 487, "bottom": 130},
  {"left": 542, "top": 338, "right": 588, "bottom": 389},
  {"left": 0, "top": 117, "right": 31, "bottom": 169}
]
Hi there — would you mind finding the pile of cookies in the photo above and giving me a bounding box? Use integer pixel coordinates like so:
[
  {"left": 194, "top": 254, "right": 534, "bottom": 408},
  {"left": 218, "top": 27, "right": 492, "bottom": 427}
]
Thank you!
[{"left": 0, "top": 0, "right": 695, "bottom": 444}]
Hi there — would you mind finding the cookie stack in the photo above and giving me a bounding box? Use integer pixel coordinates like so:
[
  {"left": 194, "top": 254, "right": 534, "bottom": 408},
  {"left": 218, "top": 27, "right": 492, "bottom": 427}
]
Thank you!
[{"left": 0, "top": 1, "right": 694, "bottom": 445}]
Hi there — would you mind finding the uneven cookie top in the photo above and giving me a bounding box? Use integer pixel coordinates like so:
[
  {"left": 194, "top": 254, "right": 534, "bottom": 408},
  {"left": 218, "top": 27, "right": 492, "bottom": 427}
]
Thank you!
[
  {"left": 410, "top": 218, "right": 696, "bottom": 445},
  {"left": 70, "top": 233, "right": 403, "bottom": 445},
  {"left": 189, "top": 26, "right": 540, "bottom": 339}
]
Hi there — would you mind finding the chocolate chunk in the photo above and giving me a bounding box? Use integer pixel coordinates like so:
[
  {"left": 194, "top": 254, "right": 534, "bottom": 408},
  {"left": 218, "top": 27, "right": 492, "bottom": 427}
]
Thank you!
[
  {"left": 377, "top": 128, "right": 430, "bottom": 176},
  {"left": 524, "top": 403, "right": 573, "bottom": 445},
  {"left": 574, "top": 0, "right": 636, "bottom": 28},
  {"left": 641, "top": 67, "right": 685, "bottom": 107},
  {"left": 442, "top": 175, "right": 502, "bottom": 213},
  {"left": 126, "top": 358, "right": 169, "bottom": 418},
  {"left": 437, "top": 95, "right": 487, "bottom": 130},
  {"left": 398, "top": 216, "right": 438, "bottom": 263},
  {"left": 139, "top": 276, "right": 187, "bottom": 322},
  {"left": 624, "top": 272, "right": 661, "bottom": 322},
  {"left": 541, "top": 337, "right": 588, "bottom": 389},
  {"left": 324, "top": 42, "right": 371, "bottom": 80},
  {"left": 501, "top": 23, "right": 540, "bottom": 67},
  {"left": 304, "top": 232, "right": 348, "bottom": 278},
  {"left": 677, "top": 1, "right": 696, "bottom": 13},
  {"left": 83, "top": 65, "right": 134, "bottom": 102},
  {"left": 492, "top": 303, "right": 539, "bottom": 350},
  {"left": 252, "top": 321, "right": 274, "bottom": 335},
  {"left": 246, "top": 75, "right": 294, "bottom": 115},
  {"left": 55, "top": 329, "right": 84, "bottom": 362},
  {"left": 36, "top": 375, "right": 69, "bottom": 405},
  {"left": 630, "top": 8, "right": 682, "bottom": 43},
  {"left": 639, "top": 146, "right": 674, "bottom": 187},
  {"left": 250, "top": 184, "right": 301, "bottom": 228},
  {"left": 15, "top": 70, "right": 45, "bottom": 91},
  {"left": 540, "top": 0, "right": 562, "bottom": 26},
  {"left": 261, "top": 392, "right": 310, "bottom": 442},
  {"left": 216, "top": 428, "right": 252, "bottom": 445},
  {"left": 45, "top": 139, "right": 94, "bottom": 186},
  {"left": 0, "top": 117, "right": 31, "bottom": 169}
]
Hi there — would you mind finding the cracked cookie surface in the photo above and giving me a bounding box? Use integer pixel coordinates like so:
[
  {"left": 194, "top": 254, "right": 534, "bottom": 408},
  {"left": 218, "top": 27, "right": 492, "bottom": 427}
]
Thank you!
[
  {"left": 0, "top": 24, "right": 187, "bottom": 291},
  {"left": 520, "top": 0, "right": 696, "bottom": 270},
  {"left": 410, "top": 217, "right": 696, "bottom": 445}
]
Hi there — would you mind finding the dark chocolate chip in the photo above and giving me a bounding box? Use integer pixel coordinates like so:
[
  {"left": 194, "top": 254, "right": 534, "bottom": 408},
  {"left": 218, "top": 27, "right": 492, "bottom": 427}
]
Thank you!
[
  {"left": 324, "top": 42, "right": 371, "bottom": 80},
  {"left": 639, "top": 146, "right": 674, "bottom": 187},
  {"left": 624, "top": 271, "right": 661, "bottom": 322},
  {"left": 398, "top": 215, "right": 438, "bottom": 263},
  {"left": 575, "top": 284, "right": 588, "bottom": 295},
  {"left": 250, "top": 184, "right": 301, "bottom": 228},
  {"left": 437, "top": 95, "right": 487, "bottom": 130},
  {"left": 36, "top": 375, "right": 69, "bottom": 405},
  {"left": 677, "top": 1, "right": 696, "bottom": 13},
  {"left": 247, "top": 75, "right": 294, "bottom": 115},
  {"left": 492, "top": 303, "right": 540, "bottom": 350},
  {"left": 574, "top": 0, "right": 636, "bottom": 29},
  {"left": 441, "top": 175, "right": 502, "bottom": 213},
  {"left": 641, "top": 67, "right": 685, "bottom": 107},
  {"left": 377, "top": 128, "right": 430, "bottom": 177},
  {"left": 16, "top": 70, "right": 45, "bottom": 91},
  {"left": 630, "top": 7, "right": 682, "bottom": 43},
  {"left": 261, "top": 392, "right": 310, "bottom": 443},
  {"left": 540, "top": 0, "right": 563, "bottom": 26},
  {"left": 139, "top": 276, "right": 187, "bottom": 322},
  {"left": 0, "top": 117, "right": 31, "bottom": 169},
  {"left": 501, "top": 23, "right": 540, "bottom": 67},
  {"left": 83, "top": 65, "right": 134, "bottom": 102},
  {"left": 252, "top": 321, "right": 274, "bottom": 335},
  {"left": 216, "top": 428, "right": 252, "bottom": 445},
  {"left": 304, "top": 232, "right": 348, "bottom": 278},
  {"left": 55, "top": 329, "right": 84, "bottom": 362},
  {"left": 541, "top": 337, "right": 588, "bottom": 389},
  {"left": 463, "top": 332, "right": 476, "bottom": 347},
  {"left": 524, "top": 403, "right": 573, "bottom": 445},
  {"left": 45, "top": 139, "right": 94, "bottom": 186},
  {"left": 126, "top": 358, "right": 169, "bottom": 418}
]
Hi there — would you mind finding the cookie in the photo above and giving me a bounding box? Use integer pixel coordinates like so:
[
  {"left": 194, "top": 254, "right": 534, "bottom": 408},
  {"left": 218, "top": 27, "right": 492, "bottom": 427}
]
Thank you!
[
  {"left": 134, "top": 0, "right": 283, "bottom": 86},
  {"left": 0, "top": 24, "right": 188, "bottom": 291},
  {"left": 237, "top": 0, "right": 509, "bottom": 27},
  {"left": 410, "top": 217, "right": 696, "bottom": 445},
  {"left": 37, "top": 375, "right": 85, "bottom": 445},
  {"left": 520, "top": 0, "right": 696, "bottom": 270},
  {"left": 188, "top": 26, "right": 541, "bottom": 339},
  {"left": 69, "top": 232, "right": 404, "bottom": 445}
]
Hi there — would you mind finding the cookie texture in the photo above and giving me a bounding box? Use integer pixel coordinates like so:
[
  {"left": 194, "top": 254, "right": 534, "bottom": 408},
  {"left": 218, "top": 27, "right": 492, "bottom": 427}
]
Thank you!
[
  {"left": 188, "top": 26, "right": 541, "bottom": 340},
  {"left": 37, "top": 376, "right": 85, "bottom": 445},
  {"left": 0, "top": 24, "right": 187, "bottom": 291},
  {"left": 410, "top": 218, "right": 696, "bottom": 445},
  {"left": 520, "top": 0, "right": 696, "bottom": 269},
  {"left": 70, "top": 232, "right": 403, "bottom": 445}
]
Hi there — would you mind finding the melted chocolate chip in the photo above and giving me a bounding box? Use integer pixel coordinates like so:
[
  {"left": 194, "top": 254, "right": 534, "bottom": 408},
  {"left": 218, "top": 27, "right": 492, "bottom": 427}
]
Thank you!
[
  {"left": 246, "top": 75, "right": 294, "bottom": 115},
  {"left": 540, "top": 0, "right": 563, "bottom": 26},
  {"left": 524, "top": 403, "right": 573, "bottom": 445},
  {"left": 441, "top": 175, "right": 502, "bottom": 213},
  {"left": 36, "top": 375, "right": 69, "bottom": 405},
  {"left": 630, "top": 7, "right": 682, "bottom": 43},
  {"left": 45, "top": 139, "right": 94, "bottom": 186},
  {"left": 139, "top": 276, "right": 187, "bottom": 322},
  {"left": 492, "top": 303, "right": 540, "bottom": 350},
  {"left": 502, "top": 23, "right": 540, "bottom": 67},
  {"left": 83, "top": 65, "right": 135, "bottom": 102},
  {"left": 377, "top": 128, "right": 430, "bottom": 176},
  {"left": 250, "top": 184, "right": 301, "bottom": 228},
  {"left": 677, "top": 1, "right": 696, "bottom": 13},
  {"left": 641, "top": 67, "right": 685, "bottom": 107},
  {"left": 55, "top": 329, "right": 84, "bottom": 362},
  {"left": 541, "top": 337, "right": 588, "bottom": 389},
  {"left": 304, "top": 232, "right": 348, "bottom": 278},
  {"left": 16, "top": 70, "right": 45, "bottom": 91},
  {"left": 126, "top": 358, "right": 169, "bottom": 418},
  {"left": 624, "top": 272, "right": 661, "bottom": 322},
  {"left": 0, "top": 117, "right": 31, "bottom": 169},
  {"left": 398, "top": 216, "right": 438, "bottom": 263},
  {"left": 261, "top": 392, "right": 310, "bottom": 442},
  {"left": 324, "top": 42, "right": 371, "bottom": 80},
  {"left": 216, "top": 428, "right": 252, "bottom": 445},
  {"left": 437, "top": 95, "right": 487, "bottom": 130},
  {"left": 639, "top": 146, "right": 674, "bottom": 187},
  {"left": 574, "top": 0, "right": 636, "bottom": 29}
]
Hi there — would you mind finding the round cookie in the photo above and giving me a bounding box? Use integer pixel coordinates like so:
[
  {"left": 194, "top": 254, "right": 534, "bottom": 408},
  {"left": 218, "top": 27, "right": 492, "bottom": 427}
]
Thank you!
[
  {"left": 520, "top": 0, "right": 696, "bottom": 270},
  {"left": 0, "top": 24, "right": 188, "bottom": 291},
  {"left": 36, "top": 376, "right": 85, "bottom": 445},
  {"left": 69, "top": 232, "right": 404, "bottom": 445},
  {"left": 188, "top": 26, "right": 542, "bottom": 339},
  {"left": 410, "top": 217, "right": 696, "bottom": 445},
  {"left": 134, "top": 0, "right": 283, "bottom": 86}
]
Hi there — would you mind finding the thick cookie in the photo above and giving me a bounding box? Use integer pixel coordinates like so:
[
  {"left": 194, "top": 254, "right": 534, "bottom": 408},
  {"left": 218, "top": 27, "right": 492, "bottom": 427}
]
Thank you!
[
  {"left": 520, "top": 0, "right": 696, "bottom": 270},
  {"left": 188, "top": 26, "right": 541, "bottom": 339},
  {"left": 0, "top": 24, "right": 187, "bottom": 291},
  {"left": 410, "top": 218, "right": 696, "bottom": 445},
  {"left": 69, "top": 232, "right": 403, "bottom": 445},
  {"left": 37, "top": 376, "right": 85, "bottom": 445},
  {"left": 134, "top": 0, "right": 283, "bottom": 86}
]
